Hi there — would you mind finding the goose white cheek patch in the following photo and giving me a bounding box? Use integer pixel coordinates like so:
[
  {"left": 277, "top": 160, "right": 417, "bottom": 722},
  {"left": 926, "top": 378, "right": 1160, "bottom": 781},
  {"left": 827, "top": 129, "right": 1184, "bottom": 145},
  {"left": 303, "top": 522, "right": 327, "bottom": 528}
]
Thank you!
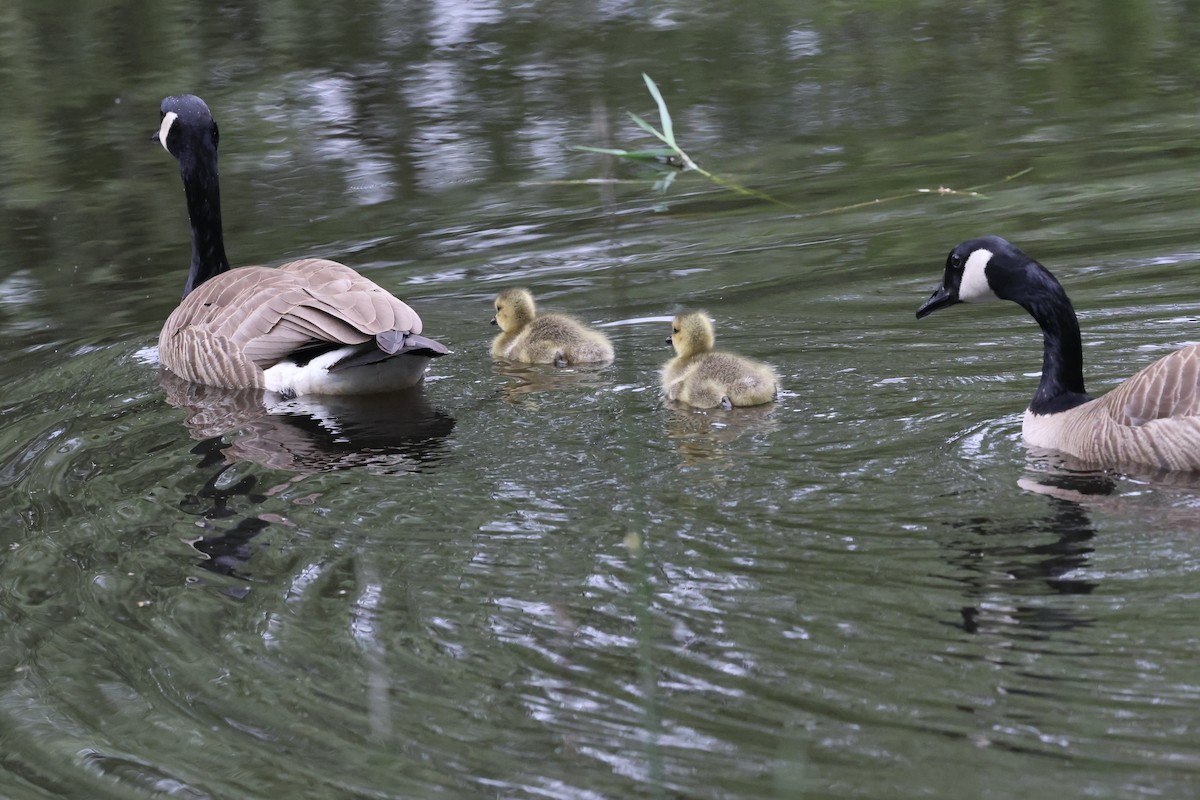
[
  {"left": 158, "top": 111, "right": 178, "bottom": 153},
  {"left": 959, "top": 248, "right": 999, "bottom": 303}
]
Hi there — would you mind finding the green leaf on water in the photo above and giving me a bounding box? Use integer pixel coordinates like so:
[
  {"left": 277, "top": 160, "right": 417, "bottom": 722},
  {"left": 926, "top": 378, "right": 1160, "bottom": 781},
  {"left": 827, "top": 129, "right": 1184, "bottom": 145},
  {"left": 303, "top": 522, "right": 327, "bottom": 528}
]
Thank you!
[
  {"left": 573, "top": 144, "right": 677, "bottom": 161},
  {"left": 627, "top": 111, "right": 670, "bottom": 146},
  {"left": 574, "top": 71, "right": 792, "bottom": 207},
  {"left": 642, "top": 73, "right": 675, "bottom": 148}
]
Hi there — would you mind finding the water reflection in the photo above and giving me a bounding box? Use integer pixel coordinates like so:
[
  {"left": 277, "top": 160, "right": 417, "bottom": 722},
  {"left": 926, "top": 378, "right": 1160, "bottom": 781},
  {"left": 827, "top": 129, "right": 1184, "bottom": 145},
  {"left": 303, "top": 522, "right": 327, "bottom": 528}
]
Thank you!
[
  {"left": 161, "top": 371, "right": 456, "bottom": 474},
  {"left": 1023, "top": 446, "right": 1200, "bottom": 493},
  {"left": 179, "top": 437, "right": 273, "bottom": 583},
  {"left": 163, "top": 373, "right": 455, "bottom": 580},
  {"left": 4, "top": 1, "right": 1200, "bottom": 797},
  {"left": 663, "top": 403, "right": 780, "bottom": 464},
  {"left": 944, "top": 472, "right": 1109, "bottom": 636},
  {"left": 1018, "top": 450, "right": 1200, "bottom": 554},
  {"left": 492, "top": 361, "right": 615, "bottom": 403}
]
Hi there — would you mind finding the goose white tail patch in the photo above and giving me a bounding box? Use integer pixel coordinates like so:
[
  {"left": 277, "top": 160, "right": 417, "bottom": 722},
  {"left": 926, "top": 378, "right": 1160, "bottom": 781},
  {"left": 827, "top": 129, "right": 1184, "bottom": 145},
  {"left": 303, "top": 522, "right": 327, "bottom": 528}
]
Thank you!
[
  {"left": 960, "top": 248, "right": 999, "bottom": 303},
  {"left": 263, "top": 347, "right": 431, "bottom": 397},
  {"left": 158, "top": 111, "right": 178, "bottom": 153},
  {"left": 263, "top": 348, "right": 353, "bottom": 396}
]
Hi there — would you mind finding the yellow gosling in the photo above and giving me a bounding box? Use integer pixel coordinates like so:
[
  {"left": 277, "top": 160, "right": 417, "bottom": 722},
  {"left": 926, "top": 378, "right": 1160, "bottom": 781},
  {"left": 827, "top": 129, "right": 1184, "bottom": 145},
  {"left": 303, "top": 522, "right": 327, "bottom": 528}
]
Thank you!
[
  {"left": 490, "top": 289, "right": 614, "bottom": 366},
  {"left": 662, "top": 312, "right": 778, "bottom": 409}
]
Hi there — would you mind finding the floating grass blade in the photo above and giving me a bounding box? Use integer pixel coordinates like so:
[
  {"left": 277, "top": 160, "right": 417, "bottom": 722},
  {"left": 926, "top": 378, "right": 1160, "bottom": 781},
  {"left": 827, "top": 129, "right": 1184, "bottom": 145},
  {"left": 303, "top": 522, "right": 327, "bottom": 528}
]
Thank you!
[
  {"left": 626, "top": 112, "right": 672, "bottom": 147},
  {"left": 575, "top": 73, "right": 1033, "bottom": 212},
  {"left": 642, "top": 73, "right": 675, "bottom": 148},
  {"left": 577, "top": 73, "right": 790, "bottom": 205},
  {"left": 813, "top": 167, "right": 1035, "bottom": 215},
  {"left": 574, "top": 145, "right": 678, "bottom": 162}
]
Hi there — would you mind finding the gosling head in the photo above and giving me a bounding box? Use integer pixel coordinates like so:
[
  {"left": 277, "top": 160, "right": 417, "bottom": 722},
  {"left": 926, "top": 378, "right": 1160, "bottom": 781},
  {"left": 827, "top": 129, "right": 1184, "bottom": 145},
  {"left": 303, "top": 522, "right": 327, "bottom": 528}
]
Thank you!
[
  {"left": 492, "top": 288, "right": 536, "bottom": 331},
  {"left": 668, "top": 312, "right": 716, "bottom": 358},
  {"left": 917, "top": 235, "right": 1050, "bottom": 319}
]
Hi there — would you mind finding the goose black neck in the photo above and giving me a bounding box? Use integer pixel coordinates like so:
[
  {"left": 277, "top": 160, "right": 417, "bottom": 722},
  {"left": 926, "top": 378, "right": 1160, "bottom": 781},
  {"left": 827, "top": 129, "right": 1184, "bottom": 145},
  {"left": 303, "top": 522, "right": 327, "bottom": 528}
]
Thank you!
[
  {"left": 178, "top": 146, "right": 229, "bottom": 298},
  {"left": 1019, "top": 279, "right": 1091, "bottom": 415}
]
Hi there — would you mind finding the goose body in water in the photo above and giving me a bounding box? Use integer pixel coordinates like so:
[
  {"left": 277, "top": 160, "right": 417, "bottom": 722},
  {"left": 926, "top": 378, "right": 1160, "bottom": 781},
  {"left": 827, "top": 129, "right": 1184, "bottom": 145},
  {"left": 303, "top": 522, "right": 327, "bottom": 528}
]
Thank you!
[
  {"left": 918, "top": 235, "right": 1200, "bottom": 471},
  {"left": 155, "top": 94, "right": 447, "bottom": 397}
]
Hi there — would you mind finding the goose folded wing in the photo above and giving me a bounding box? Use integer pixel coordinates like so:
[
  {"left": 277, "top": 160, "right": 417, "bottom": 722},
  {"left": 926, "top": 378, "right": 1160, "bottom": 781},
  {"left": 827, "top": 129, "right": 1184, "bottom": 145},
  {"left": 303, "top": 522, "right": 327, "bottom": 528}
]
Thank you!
[
  {"left": 190, "top": 260, "right": 423, "bottom": 369},
  {"left": 1103, "top": 344, "right": 1200, "bottom": 426},
  {"left": 279, "top": 258, "right": 422, "bottom": 336}
]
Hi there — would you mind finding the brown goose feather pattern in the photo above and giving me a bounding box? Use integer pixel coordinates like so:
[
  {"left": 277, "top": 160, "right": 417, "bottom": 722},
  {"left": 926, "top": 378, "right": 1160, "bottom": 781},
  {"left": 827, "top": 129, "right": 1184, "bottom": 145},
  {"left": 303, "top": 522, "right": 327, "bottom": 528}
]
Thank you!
[
  {"left": 1023, "top": 344, "right": 1200, "bottom": 470},
  {"left": 159, "top": 259, "right": 424, "bottom": 390}
]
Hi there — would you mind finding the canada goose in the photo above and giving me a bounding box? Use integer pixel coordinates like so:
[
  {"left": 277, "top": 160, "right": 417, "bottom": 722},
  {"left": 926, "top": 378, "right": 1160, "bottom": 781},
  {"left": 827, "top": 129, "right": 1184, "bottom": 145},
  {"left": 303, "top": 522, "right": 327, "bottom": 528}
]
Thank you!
[
  {"left": 155, "top": 94, "right": 447, "bottom": 397},
  {"left": 917, "top": 235, "right": 1200, "bottom": 471},
  {"left": 662, "top": 312, "right": 777, "bottom": 409},
  {"left": 490, "top": 288, "right": 614, "bottom": 366}
]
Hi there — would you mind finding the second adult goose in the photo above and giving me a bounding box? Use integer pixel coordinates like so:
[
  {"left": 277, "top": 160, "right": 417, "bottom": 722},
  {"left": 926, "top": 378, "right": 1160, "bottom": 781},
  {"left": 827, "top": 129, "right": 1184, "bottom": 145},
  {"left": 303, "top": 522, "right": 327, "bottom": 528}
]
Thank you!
[
  {"left": 155, "top": 94, "right": 447, "bottom": 397},
  {"left": 917, "top": 235, "right": 1200, "bottom": 471}
]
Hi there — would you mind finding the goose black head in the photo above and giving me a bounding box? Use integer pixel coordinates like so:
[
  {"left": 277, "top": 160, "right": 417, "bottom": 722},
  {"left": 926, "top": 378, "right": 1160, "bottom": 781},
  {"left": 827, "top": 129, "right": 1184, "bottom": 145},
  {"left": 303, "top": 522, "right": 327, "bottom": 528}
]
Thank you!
[
  {"left": 157, "top": 94, "right": 219, "bottom": 162},
  {"left": 157, "top": 94, "right": 229, "bottom": 296},
  {"left": 915, "top": 235, "right": 1032, "bottom": 319}
]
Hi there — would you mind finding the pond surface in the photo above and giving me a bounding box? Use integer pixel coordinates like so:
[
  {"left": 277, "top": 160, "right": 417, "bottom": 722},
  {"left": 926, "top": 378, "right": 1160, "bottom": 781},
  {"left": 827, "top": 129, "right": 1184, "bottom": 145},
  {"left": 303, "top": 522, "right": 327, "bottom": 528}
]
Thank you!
[{"left": 4, "top": 1, "right": 1200, "bottom": 798}]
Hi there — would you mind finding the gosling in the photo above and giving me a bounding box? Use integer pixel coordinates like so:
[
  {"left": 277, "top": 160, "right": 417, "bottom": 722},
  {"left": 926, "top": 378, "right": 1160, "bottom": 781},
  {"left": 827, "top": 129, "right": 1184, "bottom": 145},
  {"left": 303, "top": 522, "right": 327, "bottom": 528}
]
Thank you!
[
  {"left": 662, "top": 312, "right": 778, "bottom": 409},
  {"left": 490, "top": 289, "right": 614, "bottom": 366}
]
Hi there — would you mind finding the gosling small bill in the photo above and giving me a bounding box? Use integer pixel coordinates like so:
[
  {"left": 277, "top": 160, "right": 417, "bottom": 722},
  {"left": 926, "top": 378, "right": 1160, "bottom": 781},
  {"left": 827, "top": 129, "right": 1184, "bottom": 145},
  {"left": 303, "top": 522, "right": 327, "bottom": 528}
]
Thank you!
[
  {"left": 661, "top": 312, "right": 778, "bottom": 410},
  {"left": 490, "top": 289, "right": 614, "bottom": 366}
]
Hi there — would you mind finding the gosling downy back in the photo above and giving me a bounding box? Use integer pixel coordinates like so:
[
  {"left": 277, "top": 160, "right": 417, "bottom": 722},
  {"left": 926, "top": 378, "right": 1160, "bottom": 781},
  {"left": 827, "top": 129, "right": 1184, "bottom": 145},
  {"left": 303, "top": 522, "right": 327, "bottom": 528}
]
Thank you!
[
  {"left": 661, "top": 312, "right": 777, "bottom": 409},
  {"left": 917, "top": 235, "right": 1200, "bottom": 471},
  {"left": 490, "top": 288, "right": 613, "bottom": 366},
  {"left": 156, "top": 94, "right": 447, "bottom": 397}
]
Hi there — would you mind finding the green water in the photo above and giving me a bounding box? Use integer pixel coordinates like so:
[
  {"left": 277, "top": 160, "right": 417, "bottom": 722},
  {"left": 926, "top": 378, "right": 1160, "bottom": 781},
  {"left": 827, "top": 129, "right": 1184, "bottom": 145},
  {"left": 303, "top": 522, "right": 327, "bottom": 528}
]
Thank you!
[{"left": 3, "top": 2, "right": 1200, "bottom": 798}]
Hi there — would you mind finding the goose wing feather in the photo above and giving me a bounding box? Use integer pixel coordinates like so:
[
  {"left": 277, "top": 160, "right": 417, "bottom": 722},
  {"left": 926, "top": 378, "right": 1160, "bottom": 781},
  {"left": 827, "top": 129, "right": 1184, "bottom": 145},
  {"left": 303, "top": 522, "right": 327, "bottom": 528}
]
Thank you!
[
  {"left": 159, "top": 259, "right": 424, "bottom": 388},
  {"left": 1096, "top": 344, "right": 1200, "bottom": 425}
]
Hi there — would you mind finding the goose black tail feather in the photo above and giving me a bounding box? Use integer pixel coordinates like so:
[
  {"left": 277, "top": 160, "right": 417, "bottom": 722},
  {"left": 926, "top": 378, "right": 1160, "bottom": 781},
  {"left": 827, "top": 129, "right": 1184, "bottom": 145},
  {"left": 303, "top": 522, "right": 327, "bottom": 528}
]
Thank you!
[{"left": 328, "top": 333, "right": 450, "bottom": 371}]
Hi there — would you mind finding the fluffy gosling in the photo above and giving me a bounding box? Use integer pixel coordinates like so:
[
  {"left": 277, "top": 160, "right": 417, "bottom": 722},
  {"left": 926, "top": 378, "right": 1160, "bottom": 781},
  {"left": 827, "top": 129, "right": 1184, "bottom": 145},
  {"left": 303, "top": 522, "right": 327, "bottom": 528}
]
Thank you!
[
  {"left": 662, "top": 312, "right": 777, "bottom": 409},
  {"left": 490, "top": 289, "right": 614, "bottom": 366}
]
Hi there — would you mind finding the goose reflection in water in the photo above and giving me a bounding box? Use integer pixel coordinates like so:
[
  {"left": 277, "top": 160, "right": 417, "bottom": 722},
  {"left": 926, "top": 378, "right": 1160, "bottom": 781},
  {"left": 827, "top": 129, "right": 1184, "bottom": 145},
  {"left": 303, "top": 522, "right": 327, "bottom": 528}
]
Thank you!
[
  {"left": 944, "top": 467, "right": 1113, "bottom": 637},
  {"left": 180, "top": 448, "right": 273, "bottom": 583},
  {"left": 161, "top": 372, "right": 455, "bottom": 580},
  {"left": 946, "top": 449, "right": 1200, "bottom": 638},
  {"left": 161, "top": 371, "right": 455, "bottom": 474},
  {"left": 1021, "top": 445, "right": 1200, "bottom": 495}
]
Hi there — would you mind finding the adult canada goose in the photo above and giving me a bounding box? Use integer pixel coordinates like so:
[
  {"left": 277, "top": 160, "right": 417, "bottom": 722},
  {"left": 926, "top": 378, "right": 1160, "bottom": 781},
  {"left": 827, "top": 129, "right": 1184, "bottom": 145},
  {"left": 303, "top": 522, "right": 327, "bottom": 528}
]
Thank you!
[
  {"left": 155, "top": 94, "right": 447, "bottom": 397},
  {"left": 490, "top": 288, "right": 614, "bottom": 366},
  {"left": 662, "top": 312, "right": 777, "bottom": 409},
  {"left": 917, "top": 235, "right": 1200, "bottom": 471}
]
